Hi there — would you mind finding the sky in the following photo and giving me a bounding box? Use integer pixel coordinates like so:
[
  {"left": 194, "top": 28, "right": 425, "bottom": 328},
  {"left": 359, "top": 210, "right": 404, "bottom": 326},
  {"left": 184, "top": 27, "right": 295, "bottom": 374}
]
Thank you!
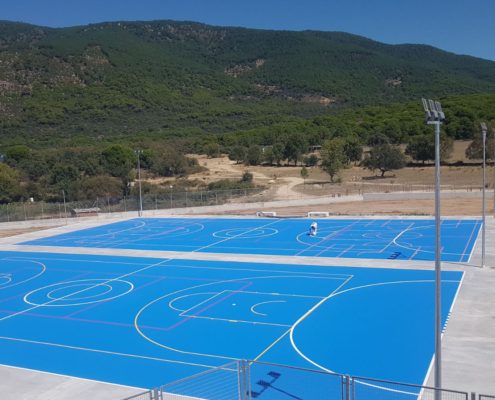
[{"left": 2, "top": 0, "right": 495, "bottom": 61}]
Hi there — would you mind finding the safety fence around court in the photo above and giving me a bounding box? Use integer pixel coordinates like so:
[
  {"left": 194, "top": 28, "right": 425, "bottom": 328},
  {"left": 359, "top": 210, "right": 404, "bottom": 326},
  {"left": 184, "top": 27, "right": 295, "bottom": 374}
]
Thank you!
[
  {"left": 0, "top": 183, "right": 487, "bottom": 224},
  {"left": 122, "top": 360, "right": 487, "bottom": 400},
  {"left": 0, "top": 187, "right": 268, "bottom": 223},
  {"left": 479, "top": 395, "right": 495, "bottom": 400}
]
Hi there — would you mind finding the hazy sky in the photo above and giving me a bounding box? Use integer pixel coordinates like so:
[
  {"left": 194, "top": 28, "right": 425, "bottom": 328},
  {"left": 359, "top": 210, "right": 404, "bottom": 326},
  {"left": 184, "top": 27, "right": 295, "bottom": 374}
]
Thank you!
[{"left": 2, "top": 0, "right": 495, "bottom": 61}]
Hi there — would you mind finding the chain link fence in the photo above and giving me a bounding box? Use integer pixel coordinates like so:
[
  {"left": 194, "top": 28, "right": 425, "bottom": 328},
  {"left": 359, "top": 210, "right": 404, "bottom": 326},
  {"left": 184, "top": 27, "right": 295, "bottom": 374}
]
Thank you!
[
  {"left": 0, "top": 182, "right": 488, "bottom": 224},
  {"left": 0, "top": 187, "right": 267, "bottom": 223},
  {"left": 121, "top": 359, "right": 489, "bottom": 400}
]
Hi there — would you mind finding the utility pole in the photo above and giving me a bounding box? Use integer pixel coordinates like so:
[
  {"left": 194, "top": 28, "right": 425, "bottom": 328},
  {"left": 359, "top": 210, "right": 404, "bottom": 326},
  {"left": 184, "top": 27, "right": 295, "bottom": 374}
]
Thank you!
[
  {"left": 135, "top": 150, "right": 143, "bottom": 217},
  {"left": 422, "top": 98, "right": 445, "bottom": 399}
]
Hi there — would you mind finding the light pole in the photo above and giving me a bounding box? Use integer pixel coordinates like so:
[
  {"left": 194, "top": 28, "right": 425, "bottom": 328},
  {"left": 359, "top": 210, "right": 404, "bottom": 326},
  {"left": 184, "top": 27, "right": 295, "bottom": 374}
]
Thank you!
[
  {"left": 481, "top": 123, "right": 487, "bottom": 268},
  {"left": 135, "top": 150, "right": 143, "bottom": 217},
  {"left": 169, "top": 185, "right": 173, "bottom": 209},
  {"left": 422, "top": 98, "right": 445, "bottom": 397},
  {"left": 493, "top": 127, "right": 495, "bottom": 219},
  {"left": 62, "top": 190, "right": 67, "bottom": 219}
]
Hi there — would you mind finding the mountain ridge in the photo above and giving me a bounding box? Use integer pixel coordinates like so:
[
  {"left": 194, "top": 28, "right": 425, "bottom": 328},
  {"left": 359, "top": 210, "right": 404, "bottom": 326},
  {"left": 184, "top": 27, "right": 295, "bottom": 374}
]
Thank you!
[{"left": 0, "top": 19, "right": 494, "bottom": 143}]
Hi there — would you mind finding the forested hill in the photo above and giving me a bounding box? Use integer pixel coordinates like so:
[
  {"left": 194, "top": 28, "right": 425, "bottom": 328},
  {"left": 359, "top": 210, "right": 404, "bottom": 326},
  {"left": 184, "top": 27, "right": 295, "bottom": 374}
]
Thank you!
[{"left": 1, "top": 19, "right": 495, "bottom": 143}]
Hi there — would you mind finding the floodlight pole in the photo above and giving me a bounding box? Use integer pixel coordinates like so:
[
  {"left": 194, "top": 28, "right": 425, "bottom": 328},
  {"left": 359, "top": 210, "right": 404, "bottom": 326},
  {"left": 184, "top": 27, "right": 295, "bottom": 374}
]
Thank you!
[
  {"left": 481, "top": 123, "right": 487, "bottom": 268},
  {"left": 493, "top": 128, "right": 495, "bottom": 219},
  {"left": 62, "top": 190, "right": 67, "bottom": 223},
  {"left": 422, "top": 98, "right": 444, "bottom": 398},
  {"left": 135, "top": 150, "right": 143, "bottom": 217}
]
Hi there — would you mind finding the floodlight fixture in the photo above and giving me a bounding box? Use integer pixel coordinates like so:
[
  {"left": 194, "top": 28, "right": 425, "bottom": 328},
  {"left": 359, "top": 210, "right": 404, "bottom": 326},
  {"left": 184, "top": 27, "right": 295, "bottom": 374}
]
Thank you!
[{"left": 422, "top": 98, "right": 445, "bottom": 123}]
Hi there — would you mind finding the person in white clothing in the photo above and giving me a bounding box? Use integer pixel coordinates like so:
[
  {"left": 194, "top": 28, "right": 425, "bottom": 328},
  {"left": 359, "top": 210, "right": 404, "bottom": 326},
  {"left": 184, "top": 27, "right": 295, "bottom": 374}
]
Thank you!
[{"left": 309, "top": 221, "right": 318, "bottom": 236}]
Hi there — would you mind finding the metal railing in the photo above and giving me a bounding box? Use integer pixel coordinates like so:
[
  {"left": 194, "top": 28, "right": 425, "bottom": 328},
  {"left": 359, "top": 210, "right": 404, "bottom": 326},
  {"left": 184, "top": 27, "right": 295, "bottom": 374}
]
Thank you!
[{"left": 121, "top": 360, "right": 490, "bottom": 400}]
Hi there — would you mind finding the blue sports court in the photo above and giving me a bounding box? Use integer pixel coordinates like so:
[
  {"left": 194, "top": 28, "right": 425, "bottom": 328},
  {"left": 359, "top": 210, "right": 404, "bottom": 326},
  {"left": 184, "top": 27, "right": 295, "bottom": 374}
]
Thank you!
[
  {"left": 0, "top": 251, "right": 462, "bottom": 390},
  {"left": 22, "top": 217, "right": 481, "bottom": 262}
]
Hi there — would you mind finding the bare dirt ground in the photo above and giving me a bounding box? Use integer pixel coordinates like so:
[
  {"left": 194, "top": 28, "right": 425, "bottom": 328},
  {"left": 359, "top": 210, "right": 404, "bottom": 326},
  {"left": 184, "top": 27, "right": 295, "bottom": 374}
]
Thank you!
[
  {"left": 185, "top": 143, "right": 492, "bottom": 215},
  {"left": 0, "top": 226, "right": 56, "bottom": 238},
  {"left": 219, "top": 198, "right": 492, "bottom": 217}
]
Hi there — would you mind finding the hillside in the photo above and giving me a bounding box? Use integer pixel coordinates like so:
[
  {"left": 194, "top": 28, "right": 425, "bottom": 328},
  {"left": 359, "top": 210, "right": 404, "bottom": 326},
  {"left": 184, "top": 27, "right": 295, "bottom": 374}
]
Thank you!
[{"left": 1, "top": 20, "right": 495, "bottom": 145}]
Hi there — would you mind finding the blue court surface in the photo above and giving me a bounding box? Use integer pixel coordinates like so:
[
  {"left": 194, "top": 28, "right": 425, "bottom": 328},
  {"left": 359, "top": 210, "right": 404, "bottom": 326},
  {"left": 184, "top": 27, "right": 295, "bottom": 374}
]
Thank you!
[
  {"left": 0, "top": 251, "right": 462, "bottom": 390},
  {"left": 22, "top": 217, "right": 481, "bottom": 262}
]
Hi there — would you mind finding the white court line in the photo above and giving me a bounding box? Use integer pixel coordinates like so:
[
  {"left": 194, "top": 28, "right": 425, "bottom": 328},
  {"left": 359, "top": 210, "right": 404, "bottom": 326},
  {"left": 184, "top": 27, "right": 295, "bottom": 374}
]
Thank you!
[
  {"left": 179, "top": 291, "right": 226, "bottom": 316},
  {"left": 168, "top": 292, "right": 217, "bottom": 312},
  {"left": 295, "top": 219, "right": 361, "bottom": 256},
  {"left": 192, "top": 219, "right": 282, "bottom": 253},
  {"left": 24, "top": 279, "right": 134, "bottom": 307},
  {"left": 0, "top": 259, "right": 46, "bottom": 291},
  {"left": 0, "top": 335, "right": 223, "bottom": 370},
  {"left": 253, "top": 275, "right": 354, "bottom": 362},
  {"left": 391, "top": 223, "right": 471, "bottom": 257},
  {"left": 289, "top": 278, "right": 462, "bottom": 374},
  {"left": 135, "top": 274, "right": 346, "bottom": 361},
  {"left": 4, "top": 255, "right": 353, "bottom": 278},
  {"left": 177, "top": 314, "right": 291, "bottom": 327},
  {"left": 0, "top": 258, "right": 171, "bottom": 322},
  {"left": 380, "top": 223, "right": 414, "bottom": 255},
  {"left": 251, "top": 300, "right": 286, "bottom": 316},
  {"left": 464, "top": 220, "right": 482, "bottom": 263},
  {"left": 28, "top": 220, "right": 147, "bottom": 244}
]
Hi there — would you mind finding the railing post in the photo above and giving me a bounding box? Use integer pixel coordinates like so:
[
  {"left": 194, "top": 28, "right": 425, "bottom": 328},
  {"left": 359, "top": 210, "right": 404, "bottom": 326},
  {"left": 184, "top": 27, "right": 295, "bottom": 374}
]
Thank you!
[{"left": 471, "top": 392, "right": 476, "bottom": 400}]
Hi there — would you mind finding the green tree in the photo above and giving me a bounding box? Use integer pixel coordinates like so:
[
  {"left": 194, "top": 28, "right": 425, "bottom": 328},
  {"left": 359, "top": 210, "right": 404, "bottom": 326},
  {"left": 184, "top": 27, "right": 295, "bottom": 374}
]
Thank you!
[
  {"left": 50, "top": 164, "right": 80, "bottom": 194},
  {"left": 5, "top": 145, "right": 31, "bottom": 167},
  {"left": 300, "top": 166, "right": 309, "bottom": 183},
  {"left": 74, "top": 175, "right": 123, "bottom": 201},
  {"left": 343, "top": 137, "right": 363, "bottom": 164},
  {"left": 244, "top": 145, "right": 262, "bottom": 166},
  {"left": 284, "top": 133, "right": 307, "bottom": 166},
  {"left": 406, "top": 134, "right": 453, "bottom": 163},
  {"left": 405, "top": 135, "right": 435, "bottom": 164},
  {"left": 303, "top": 154, "right": 319, "bottom": 167},
  {"left": 320, "top": 138, "right": 347, "bottom": 183},
  {"left": 465, "top": 130, "right": 494, "bottom": 161},
  {"left": 362, "top": 144, "right": 406, "bottom": 177},
  {"left": 272, "top": 142, "right": 285, "bottom": 166},
  {"left": 241, "top": 170, "right": 253, "bottom": 183},
  {"left": 101, "top": 145, "right": 135, "bottom": 193},
  {"left": 228, "top": 146, "right": 246, "bottom": 164},
  {"left": 204, "top": 143, "right": 221, "bottom": 158},
  {"left": 0, "top": 163, "right": 24, "bottom": 203}
]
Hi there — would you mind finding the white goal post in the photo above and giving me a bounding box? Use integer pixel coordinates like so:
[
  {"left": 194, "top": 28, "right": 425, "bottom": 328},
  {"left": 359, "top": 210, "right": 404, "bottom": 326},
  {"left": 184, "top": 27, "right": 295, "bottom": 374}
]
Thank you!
[
  {"left": 307, "top": 211, "right": 330, "bottom": 218},
  {"left": 256, "top": 211, "right": 277, "bottom": 217}
]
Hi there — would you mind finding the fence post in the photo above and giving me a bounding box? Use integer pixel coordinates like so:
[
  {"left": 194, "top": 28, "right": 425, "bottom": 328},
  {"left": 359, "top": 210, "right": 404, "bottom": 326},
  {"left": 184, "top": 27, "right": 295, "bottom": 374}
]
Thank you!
[
  {"left": 344, "top": 375, "right": 352, "bottom": 400},
  {"left": 471, "top": 392, "right": 476, "bottom": 400}
]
